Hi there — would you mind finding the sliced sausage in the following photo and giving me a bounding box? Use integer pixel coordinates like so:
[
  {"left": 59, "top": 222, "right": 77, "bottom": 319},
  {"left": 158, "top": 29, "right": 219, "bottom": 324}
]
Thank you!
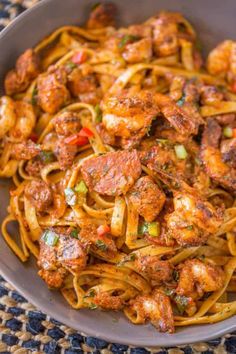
[{"left": 81, "top": 149, "right": 142, "bottom": 196}]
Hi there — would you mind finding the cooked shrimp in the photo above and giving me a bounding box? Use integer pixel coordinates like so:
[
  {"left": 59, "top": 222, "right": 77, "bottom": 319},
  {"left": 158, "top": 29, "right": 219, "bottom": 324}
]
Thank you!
[
  {"left": 208, "top": 40, "right": 236, "bottom": 76},
  {"left": 10, "top": 101, "right": 36, "bottom": 141},
  {"left": 93, "top": 291, "right": 124, "bottom": 310},
  {"left": 0, "top": 96, "right": 17, "bottom": 139},
  {"left": 166, "top": 192, "right": 222, "bottom": 246},
  {"left": 176, "top": 259, "right": 225, "bottom": 299},
  {"left": 129, "top": 289, "right": 174, "bottom": 333},
  {"left": 135, "top": 256, "right": 173, "bottom": 283},
  {"left": 153, "top": 93, "right": 203, "bottom": 136},
  {"left": 207, "top": 40, "right": 236, "bottom": 86},
  {"left": 101, "top": 89, "right": 160, "bottom": 141},
  {"left": 151, "top": 12, "right": 195, "bottom": 57},
  {"left": 201, "top": 118, "right": 236, "bottom": 191}
]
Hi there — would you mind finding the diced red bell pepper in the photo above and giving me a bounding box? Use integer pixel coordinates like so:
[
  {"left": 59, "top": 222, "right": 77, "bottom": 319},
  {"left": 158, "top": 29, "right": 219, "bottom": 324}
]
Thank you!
[
  {"left": 64, "top": 134, "right": 89, "bottom": 146},
  {"left": 29, "top": 132, "right": 38, "bottom": 143},
  {"left": 71, "top": 51, "right": 87, "bottom": 65},
  {"left": 97, "top": 224, "right": 111, "bottom": 236},
  {"left": 79, "top": 127, "right": 94, "bottom": 138}
]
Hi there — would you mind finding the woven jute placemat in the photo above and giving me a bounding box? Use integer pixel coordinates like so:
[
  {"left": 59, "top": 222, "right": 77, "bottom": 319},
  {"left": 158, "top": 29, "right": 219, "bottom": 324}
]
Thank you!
[{"left": 0, "top": 1, "right": 235, "bottom": 353}]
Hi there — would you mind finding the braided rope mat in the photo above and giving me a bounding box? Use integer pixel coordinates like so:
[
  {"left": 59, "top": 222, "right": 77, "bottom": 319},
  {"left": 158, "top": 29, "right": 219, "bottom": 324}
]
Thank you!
[{"left": 0, "top": 1, "right": 236, "bottom": 353}]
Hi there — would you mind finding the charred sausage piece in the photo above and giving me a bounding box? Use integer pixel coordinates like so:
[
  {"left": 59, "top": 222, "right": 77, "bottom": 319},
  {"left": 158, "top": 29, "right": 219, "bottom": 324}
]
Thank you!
[{"left": 81, "top": 150, "right": 142, "bottom": 196}]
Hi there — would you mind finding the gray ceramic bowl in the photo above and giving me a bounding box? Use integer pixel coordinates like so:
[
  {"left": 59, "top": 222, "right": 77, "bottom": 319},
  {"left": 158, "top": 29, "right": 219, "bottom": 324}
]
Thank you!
[{"left": 0, "top": 0, "right": 236, "bottom": 347}]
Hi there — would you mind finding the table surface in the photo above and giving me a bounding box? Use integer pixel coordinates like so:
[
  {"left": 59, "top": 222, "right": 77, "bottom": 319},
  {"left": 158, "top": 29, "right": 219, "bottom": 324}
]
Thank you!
[{"left": 0, "top": 1, "right": 236, "bottom": 353}]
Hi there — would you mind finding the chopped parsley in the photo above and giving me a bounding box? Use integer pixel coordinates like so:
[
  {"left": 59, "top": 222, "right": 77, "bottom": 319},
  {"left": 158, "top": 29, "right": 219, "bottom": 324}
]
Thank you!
[
  {"left": 117, "top": 253, "right": 136, "bottom": 266},
  {"left": 65, "top": 61, "right": 77, "bottom": 71},
  {"left": 39, "top": 150, "right": 55, "bottom": 163},
  {"left": 89, "top": 303, "right": 98, "bottom": 310},
  {"left": 186, "top": 225, "right": 194, "bottom": 231},
  {"left": 175, "top": 295, "right": 190, "bottom": 315},
  {"left": 83, "top": 289, "right": 96, "bottom": 298},
  {"left": 173, "top": 269, "right": 179, "bottom": 282},
  {"left": 31, "top": 86, "right": 38, "bottom": 106},
  {"left": 118, "top": 34, "right": 140, "bottom": 49},
  {"left": 95, "top": 239, "right": 108, "bottom": 251},
  {"left": 70, "top": 229, "right": 79, "bottom": 239}
]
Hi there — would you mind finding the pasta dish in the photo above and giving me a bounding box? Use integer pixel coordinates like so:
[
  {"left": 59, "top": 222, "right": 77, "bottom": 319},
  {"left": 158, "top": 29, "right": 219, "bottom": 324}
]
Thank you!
[{"left": 1, "top": 3, "right": 236, "bottom": 333}]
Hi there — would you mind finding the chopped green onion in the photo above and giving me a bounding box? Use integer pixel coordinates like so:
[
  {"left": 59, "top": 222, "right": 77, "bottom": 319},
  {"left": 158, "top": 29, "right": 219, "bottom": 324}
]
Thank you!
[
  {"left": 75, "top": 180, "right": 88, "bottom": 194},
  {"left": 223, "top": 126, "right": 233, "bottom": 138},
  {"left": 94, "top": 104, "right": 102, "bottom": 123},
  {"left": 138, "top": 222, "right": 149, "bottom": 235},
  {"left": 42, "top": 230, "right": 59, "bottom": 246},
  {"left": 39, "top": 150, "right": 55, "bottom": 163},
  {"left": 64, "top": 187, "right": 77, "bottom": 206},
  {"left": 139, "top": 222, "right": 160, "bottom": 237},
  {"left": 31, "top": 86, "right": 38, "bottom": 106},
  {"left": 70, "top": 229, "right": 79, "bottom": 239},
  {"left": 174, "top": 144, "right": 188, "bottom": 159},
  {"left": 147, "top": 222, "right": 160, "bottom": 237},
  {"left": 118, "top": 34, "right": 140, "bottom": 49},
  {"left": 175, "top": 295, "right": 189, "bottom": 315}
]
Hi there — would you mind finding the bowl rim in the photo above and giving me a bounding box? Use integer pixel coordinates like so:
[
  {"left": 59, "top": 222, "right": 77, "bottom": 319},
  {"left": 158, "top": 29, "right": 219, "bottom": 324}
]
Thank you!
[{"left": 0, "top": 0, "right": 235, "bottom": 347}]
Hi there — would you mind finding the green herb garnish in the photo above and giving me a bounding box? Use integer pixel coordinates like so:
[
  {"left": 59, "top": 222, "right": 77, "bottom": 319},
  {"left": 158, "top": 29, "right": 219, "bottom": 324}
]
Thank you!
[
  {"left": 42, "top": 230, "right": 59, "bottom": 246},
  {"left": 65, "top": 61, "right": 77, "bottom": 71},
  {"left": 84, "top": 289, "right": 96, "bottom": 298},
  {"left": 31, "top": 86, "right": 38, "bottom": 106},
  {"left": 95, "top": 239, "right": 108, "bottom": 251},
  {"left": 164, "top": 288, "right": 175, "bottom": 297},
  {"left": 117, "top": 253, "right": 136, "bottom": 266},
  {"left": 39, "top": 150, "right": 55, "bottom": 163},
  {"left": 94, "top": 104, "right": 103, "bottom": 123},
  {"left": 70, "top": 229, "right": 79, "bottom": 239},
  {"left": 118, "top": 34, "right": 140, "bottom": 49},
  {"left": 89, "top": 303, "right": 98, "bottom": 310},
  {"left": 173, "top": 270, "right": 179, "bottom": 282},
  {"left": 175, "top": 295, "right": 189, "bottom": 315},
  {"left": 186, "top": 225, "right": 194, "bottom": 231}
]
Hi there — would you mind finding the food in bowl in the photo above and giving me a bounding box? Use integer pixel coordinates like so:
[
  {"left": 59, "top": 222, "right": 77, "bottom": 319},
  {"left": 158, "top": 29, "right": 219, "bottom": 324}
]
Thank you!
[{"left": 1, "top": 3, "right": 236, "bottom": 333}]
